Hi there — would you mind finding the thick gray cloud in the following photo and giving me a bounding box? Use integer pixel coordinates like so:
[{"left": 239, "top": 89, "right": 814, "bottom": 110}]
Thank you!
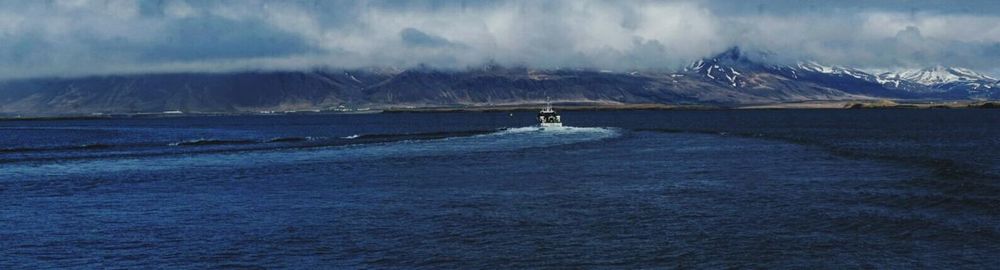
[
  {"left": 400, "top": 28, "right": 456, "bottom": 48},
  {"left": 0, "top": 0, "right": 997, "bottom": 79}
]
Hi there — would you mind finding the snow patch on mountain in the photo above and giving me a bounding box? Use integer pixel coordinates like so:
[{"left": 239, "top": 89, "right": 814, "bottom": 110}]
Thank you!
[
  {"left": 879, "top": 66, "right": 996, "bottom": 86},
  {"left": 685, "top": 47, "right": 753, "bottom": 88},
  {"left": 796, "top": 61, "right": 874, "bottom": 81}
]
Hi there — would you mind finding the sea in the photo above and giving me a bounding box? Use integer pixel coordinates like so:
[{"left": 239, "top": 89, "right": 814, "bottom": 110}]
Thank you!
[{"left": 1, "top": 109, "right": 999, "bottom": 268}]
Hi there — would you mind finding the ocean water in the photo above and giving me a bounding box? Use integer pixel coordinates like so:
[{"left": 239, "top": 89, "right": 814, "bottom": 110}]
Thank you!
[{"left": 1, "top": 110, "right": 999, "bottom": 268}]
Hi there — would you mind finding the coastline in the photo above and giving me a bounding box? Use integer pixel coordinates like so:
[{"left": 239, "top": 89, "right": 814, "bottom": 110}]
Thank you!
[
  {"left": 1, "top": 100, "right": 997, "bottom": 121},
  {"left": 382, "top": 100, "right": 999, "bottom": 112}
]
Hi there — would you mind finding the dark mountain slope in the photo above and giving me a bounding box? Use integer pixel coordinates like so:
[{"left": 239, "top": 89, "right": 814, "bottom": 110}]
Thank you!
[{"left": 0, "top": 71, "right": 389, "bottom": 114}]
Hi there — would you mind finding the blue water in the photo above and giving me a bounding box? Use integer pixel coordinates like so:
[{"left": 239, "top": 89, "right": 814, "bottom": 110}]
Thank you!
[{"left": 2, "top": 110, "right": 999, "bottom": 268}]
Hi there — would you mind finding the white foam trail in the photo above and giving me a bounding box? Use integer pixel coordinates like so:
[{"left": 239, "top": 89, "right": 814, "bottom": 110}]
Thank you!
[
  {"left": 491, "top": 126, "right": 617, "bottom": 136},
  {"left": 341, "top": 134, "right": 360, "bottom": 139},
  {"left": 449, "top": 126, "right": 619, "bottom": 150}
]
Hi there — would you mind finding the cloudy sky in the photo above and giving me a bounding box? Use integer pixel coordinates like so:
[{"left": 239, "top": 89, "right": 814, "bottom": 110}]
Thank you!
[{"left": 0, "top": 0, "right": 998, "bottom": 79}]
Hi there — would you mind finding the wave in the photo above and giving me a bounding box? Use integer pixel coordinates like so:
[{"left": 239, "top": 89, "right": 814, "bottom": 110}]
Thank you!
[
  {"left": 346, "top": 129, "right": 498, "bottom": 142},
  {"left": 0, "top": 143, "right": 114, "bottom": 154},
  {"left": 0, "top": 129, "right": 504, "bottom": 164},
  {"left": 168, "top": 138, "right": 258, "bottom": 147},
  {"left": 3, "top": 127, "right": 590, "bottom": 156},
  {"left": 78, "top": 143, "right": 113, "bottom": 150},
  {"left": 169, "top": 130, "right": 498, "bottom": 148},
  {"left": 0, "top": 126, "right": 621, "bottom": 168},
  {"left": 0, "top": 126, "right": 622, "bottom": 176},
  {"left": 266, "top": 136, "right": 322, "bottom": 143}
]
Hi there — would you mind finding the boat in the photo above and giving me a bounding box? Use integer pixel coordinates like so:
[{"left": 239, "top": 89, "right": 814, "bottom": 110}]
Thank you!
[{"left": 537, "top": 101, "right": 562, "bottom": 128}]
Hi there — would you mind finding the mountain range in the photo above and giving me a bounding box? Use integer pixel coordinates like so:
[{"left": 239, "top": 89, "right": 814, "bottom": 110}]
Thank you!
[{"left": 0, "top": 47, "right": 997, "bottom": 115}]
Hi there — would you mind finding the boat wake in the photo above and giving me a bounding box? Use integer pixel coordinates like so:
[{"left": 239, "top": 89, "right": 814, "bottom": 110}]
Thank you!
[
  {"left": 309, "top": 125, "right": 620, "bottom": 162},
  {"left": 454, "top": 126, "right": 620, "bottom": 152},
  {"left": 0, "top": 126, "right": 620, "bottom": 178},
  {"left": 493, "top": 126, "right": 614, "bottom": 135}
]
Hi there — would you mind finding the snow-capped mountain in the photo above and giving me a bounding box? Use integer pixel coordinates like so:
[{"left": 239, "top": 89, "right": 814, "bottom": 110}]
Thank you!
[
  {"left": 683, "top": 47, "right": 767, "bottom": 88},
  {"left": 683, "top": 47, "right": 998, "bottom": 99},
  {"left": 681, "top": 47, "right": 914, "bottom": 98},
  {"left": 876, "top": 66, "right": 998, "bottom": 98},
  {"left": 879, "top": 66, "right": 995, "bottom": 86},
  {"left": 795, "top": 61, "right": 878, "bottom": 82}
]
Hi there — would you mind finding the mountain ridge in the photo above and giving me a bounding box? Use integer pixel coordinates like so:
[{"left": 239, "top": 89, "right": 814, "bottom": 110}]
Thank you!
[{"left": 1, "top": 47, "right": 997, "bottom": 115}]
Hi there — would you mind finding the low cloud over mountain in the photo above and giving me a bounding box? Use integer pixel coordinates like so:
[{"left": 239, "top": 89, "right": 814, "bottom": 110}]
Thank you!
[{"left": 0, "top": 0, "right": 997, "bottom": 79}]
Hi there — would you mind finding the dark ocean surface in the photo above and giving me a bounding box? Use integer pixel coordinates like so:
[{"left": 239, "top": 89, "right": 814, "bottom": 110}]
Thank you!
[{"left": 1, "top": 110, "right": 999, "bottom": 268}]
